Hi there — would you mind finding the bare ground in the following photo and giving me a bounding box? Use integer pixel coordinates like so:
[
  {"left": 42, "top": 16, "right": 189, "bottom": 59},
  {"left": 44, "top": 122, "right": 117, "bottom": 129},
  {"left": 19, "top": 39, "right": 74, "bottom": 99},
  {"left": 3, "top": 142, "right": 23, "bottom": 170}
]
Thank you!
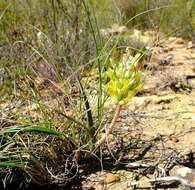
[
  {"left": 82, "top": 36, "right": 195, "bottom": 190},
  {"left": 0, "top": 35, "right": 195, "bottom": 190}
]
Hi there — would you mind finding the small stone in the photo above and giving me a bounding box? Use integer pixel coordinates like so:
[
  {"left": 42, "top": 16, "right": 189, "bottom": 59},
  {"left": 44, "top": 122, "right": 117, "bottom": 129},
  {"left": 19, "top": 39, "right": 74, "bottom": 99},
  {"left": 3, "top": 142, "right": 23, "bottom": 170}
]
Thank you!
[
  {"left": 104, "top": 174, "right": 120, "bottom": 184},
  {"left": 170, "top": 166, "right": 195, "bottom": 183},
  {"left": 107, "top": 182, "right": 128, "bottom": 190},
  {"left": 187, "top": 78, "right": 195, "bottom": 89},
  {"left": 174, "top": 37, "right": 185, "bottom": 45},
  {"left": 169, "top": 134, "right": 179, "bottom": 143},
  {"left": 95, "top": 183, "right": 104, "bottom": 190},
  {"left": 187, "top": 41, "right": 195, "bottom": 49}
]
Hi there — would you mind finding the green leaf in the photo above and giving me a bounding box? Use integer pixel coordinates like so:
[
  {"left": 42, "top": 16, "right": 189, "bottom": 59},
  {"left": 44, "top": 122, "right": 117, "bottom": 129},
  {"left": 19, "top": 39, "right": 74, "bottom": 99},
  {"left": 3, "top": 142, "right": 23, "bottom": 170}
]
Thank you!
[
  {"left": 0, "top": 125, "right": 64, "bottom": 138},
  {"left": 0, "top": 161, "right": 25, "bottom": 168}
]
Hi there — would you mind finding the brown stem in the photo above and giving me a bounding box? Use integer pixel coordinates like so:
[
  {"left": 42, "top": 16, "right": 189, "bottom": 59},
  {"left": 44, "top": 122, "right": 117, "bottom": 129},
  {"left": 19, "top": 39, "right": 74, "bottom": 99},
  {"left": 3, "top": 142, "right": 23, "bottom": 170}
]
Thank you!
[{"left": 95, "top": 104, "right": 121, "bottom": 149}]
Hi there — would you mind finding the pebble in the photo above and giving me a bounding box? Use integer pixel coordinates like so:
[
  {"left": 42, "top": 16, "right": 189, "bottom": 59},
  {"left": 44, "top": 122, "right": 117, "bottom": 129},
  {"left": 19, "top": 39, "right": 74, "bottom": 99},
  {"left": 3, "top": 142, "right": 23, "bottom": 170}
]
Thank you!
[{"left": 104, "top": 174, "right": 120, "bottom": 184}]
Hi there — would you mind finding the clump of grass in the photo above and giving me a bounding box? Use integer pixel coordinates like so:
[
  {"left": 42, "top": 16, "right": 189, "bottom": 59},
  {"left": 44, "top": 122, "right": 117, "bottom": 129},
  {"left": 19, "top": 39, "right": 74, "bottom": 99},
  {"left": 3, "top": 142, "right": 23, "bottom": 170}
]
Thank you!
[
  {"left": 3, "top": 0, "right": 195, "bottom": 189},
  {"left": 0, "top": 0, "right": 150, "bottom": 188}
]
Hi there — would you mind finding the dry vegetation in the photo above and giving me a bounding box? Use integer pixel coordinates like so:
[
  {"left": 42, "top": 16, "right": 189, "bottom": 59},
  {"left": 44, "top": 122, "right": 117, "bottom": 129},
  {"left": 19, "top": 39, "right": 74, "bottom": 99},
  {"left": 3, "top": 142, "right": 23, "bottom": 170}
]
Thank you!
[{"left": 0, "top": 0, "right": 195, "bottom": 189}]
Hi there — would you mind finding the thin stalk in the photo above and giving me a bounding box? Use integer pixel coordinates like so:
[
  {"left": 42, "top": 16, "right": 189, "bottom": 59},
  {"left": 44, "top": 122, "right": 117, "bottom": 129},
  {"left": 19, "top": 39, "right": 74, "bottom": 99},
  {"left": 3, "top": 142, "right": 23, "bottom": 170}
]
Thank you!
[
  {"left": 51, "top": 0, "right": 58, "bottom": 43},
  {"left": 54, "top": 109, "right": 86, "bottom": 129},
  {"left": 91, "top": 4, "right": 102, "bottom": 47},
  {"left": 125, "top": 5, "right": 172, "bottom": 26},
  {"left": 81, "top": 0, "right": 103, "bottom": 122},
  {"left": 94, "top": 104, "right": 121, "bottom": 150},
  {"left": 0, "top": 3, "right": 12, "bottom": 21}
]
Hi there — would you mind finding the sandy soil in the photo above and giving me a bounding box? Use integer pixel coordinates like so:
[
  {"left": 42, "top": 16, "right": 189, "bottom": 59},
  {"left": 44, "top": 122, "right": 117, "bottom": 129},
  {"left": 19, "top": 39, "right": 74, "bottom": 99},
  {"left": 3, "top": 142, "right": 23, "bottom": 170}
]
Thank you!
[{"left": 82, "top": 36, "right": 195, "bottom": 190}]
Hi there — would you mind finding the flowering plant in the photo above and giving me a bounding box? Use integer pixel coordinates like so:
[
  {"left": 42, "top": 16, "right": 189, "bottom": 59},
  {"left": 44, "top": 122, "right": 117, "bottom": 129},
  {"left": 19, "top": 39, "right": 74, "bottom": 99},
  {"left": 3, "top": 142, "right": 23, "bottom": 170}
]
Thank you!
[{"left": 106, "top": 53, "right": 144, "bottom": 105}]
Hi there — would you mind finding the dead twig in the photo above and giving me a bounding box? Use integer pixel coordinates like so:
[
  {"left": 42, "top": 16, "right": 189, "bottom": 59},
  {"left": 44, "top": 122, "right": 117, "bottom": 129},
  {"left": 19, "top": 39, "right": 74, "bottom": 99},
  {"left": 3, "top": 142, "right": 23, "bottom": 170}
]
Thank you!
[{"left": 128, "top": 176, "right": 195, "bottom": 189}]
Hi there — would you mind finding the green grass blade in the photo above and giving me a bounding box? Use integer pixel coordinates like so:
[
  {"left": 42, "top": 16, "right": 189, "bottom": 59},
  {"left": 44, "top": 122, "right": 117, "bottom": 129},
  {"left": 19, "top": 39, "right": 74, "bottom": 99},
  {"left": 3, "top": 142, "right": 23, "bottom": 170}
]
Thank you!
[
  {"left": 82, "top": 0, "right": 103, "bottom": 122},
  {"left": 0, "top": 161, "right": 25, "bottom": 168},
  {"left": 0, "top": 125, "right": 64, "bottom": 138},
  {"left": 0, "top": 3, "right": 11, "bottom": 21}
]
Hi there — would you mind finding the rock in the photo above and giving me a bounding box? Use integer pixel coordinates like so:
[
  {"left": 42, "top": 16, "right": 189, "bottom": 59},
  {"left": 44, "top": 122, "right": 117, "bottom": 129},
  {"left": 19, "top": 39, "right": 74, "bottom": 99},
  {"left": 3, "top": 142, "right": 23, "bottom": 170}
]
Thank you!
[
  {"left": 174, "top": 37, "right": 185, "bottom": 45},
  {"left": 95, "top": 183, "right": 104, "bottom": 190},
  {"left": 104, "top": 174, "right": 120, "bottom": 184},
  {"left": 168, "top": 133, "right": 179, "bottom": 143},
  {"left": 158, "top": 54, "right": 174, "bottom": 65},
  {"left": 107, "top": 182, "right": 128, "bottom": 190},
  {"left": 187, "top": 77, "right": 195, "bottom": 89},
  {"left": 170, "top": 166, "right": 195, "bottom": 183},
  {"left": 129, "top": 96, "right": 151, "bottom": 111},
  {"left": 187, "top": 41, "right": 195, "bottom": 49},
  {"left": 154, "top": 95, "right": 176, "bottom": 104},
  {"left": 128, "top": 176, "right": 153, "bottom": 189}
]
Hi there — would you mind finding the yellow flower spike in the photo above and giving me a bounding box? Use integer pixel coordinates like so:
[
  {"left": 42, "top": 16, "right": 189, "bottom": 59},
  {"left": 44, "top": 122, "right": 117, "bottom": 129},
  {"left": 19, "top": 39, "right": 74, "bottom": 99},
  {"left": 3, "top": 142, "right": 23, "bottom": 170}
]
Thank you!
[
  {"left": 105, "top": 52, "right": 144, "bottom": 105},
  {"left": 96, "top": 52, "right": 145, "bottom": 150}
]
